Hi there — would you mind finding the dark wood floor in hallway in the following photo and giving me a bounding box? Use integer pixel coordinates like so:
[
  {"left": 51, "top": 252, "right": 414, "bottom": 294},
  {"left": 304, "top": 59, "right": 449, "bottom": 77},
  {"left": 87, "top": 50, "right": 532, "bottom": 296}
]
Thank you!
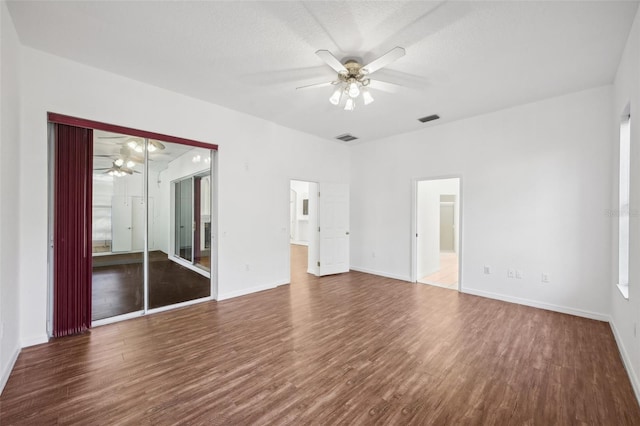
[{"left": 1, "top": 245, "right": 639, "bottom": 424}]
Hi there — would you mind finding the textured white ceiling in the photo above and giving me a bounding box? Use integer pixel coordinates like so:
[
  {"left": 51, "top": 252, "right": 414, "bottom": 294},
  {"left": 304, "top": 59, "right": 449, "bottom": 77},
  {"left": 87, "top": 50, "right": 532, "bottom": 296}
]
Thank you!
[{"left": 7, "top": 1, "right": 639, "bottom": 143}]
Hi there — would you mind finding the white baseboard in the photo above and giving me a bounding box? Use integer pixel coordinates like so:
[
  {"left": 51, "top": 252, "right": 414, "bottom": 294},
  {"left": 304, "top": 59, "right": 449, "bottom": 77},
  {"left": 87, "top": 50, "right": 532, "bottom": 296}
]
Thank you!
[
  {"left": 609, "top": 317, "right": 640, "bottom": 405},
  {"left": 0, "top": 345, "right": 20, "bottom": 395},
  {"left": 21, "top": 334, "right": 49, "bottom": 348},
  {"left": 217, "top": 280, "right": 287, "bottom": 301},
  {"left": 461, "top": 287, "right": 609, "bottom": 322},
  {"left": 349, "top": 266, "right": 412, "bottom": 282}
]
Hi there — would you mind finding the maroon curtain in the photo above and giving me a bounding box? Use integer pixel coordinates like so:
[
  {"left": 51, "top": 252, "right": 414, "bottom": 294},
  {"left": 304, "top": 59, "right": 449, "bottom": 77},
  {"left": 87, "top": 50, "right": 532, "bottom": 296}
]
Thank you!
[{"left": 53, "top": 124, "right": 93, "bottom": 337}]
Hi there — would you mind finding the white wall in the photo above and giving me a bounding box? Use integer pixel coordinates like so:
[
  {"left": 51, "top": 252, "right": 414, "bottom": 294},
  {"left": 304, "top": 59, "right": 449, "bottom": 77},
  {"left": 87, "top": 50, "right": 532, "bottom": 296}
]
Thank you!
[
  {"left": 18, "top": 47, "right": 349, "bottom": 345},
  {"left": 351, "top": 85, "right": 613, "bottom": 319},
  {"left": 0, "top": 0, "right": 22, "bottom": 393},
  {"left": 610, "top": 6, "right": 640, "bottom": 402}
]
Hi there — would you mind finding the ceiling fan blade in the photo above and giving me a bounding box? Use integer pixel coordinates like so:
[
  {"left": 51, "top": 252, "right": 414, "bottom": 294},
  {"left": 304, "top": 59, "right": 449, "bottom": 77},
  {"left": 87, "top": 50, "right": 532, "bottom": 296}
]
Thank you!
[
  {"left": 94, "top": 168, "right": 111, "bottom": 171},
  {"left": 368, "top": 79, "right": 403, "bottom": 93},
  {"left": 361, "top": 47, "right": 406, "bottom": 75},
  {"left": 149, "top": 140, "right": 166, "bottom": 150},
  {"left": 315, "top": 50, "right": 347, "bottom": 74},
  {"left": 296, "top": 81, "right": 335, "bottom": 91}
]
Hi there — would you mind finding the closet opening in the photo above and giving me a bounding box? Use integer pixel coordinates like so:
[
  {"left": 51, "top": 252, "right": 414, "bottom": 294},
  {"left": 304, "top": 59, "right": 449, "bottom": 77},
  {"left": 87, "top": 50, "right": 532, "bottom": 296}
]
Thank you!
[{"left": 48, "top": 113, "right": 218, "bottom": 336}]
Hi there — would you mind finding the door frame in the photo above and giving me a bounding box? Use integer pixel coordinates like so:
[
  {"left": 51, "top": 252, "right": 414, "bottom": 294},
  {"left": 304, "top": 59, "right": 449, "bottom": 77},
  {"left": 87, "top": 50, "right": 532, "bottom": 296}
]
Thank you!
[{"left": 411, "top": 175, "right": 464, "bottom": 291}]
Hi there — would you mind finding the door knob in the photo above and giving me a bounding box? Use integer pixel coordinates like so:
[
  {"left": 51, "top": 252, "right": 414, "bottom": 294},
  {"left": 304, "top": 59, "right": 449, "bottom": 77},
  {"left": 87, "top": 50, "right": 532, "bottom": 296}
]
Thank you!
[{"left": 346, "top": 231, "right": 350, "bottom": 235}]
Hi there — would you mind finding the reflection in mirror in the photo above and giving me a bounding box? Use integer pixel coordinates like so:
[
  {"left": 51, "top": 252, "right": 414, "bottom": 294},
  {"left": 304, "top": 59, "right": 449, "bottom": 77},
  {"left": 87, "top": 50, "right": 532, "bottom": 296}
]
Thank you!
[
  {"left": 148, "top": 143, "right": 212, "bottom": 309},
  {"left": 91, "top": 131, "right": 145, "bottom": 321},
  {"left": 91, "top": 131, "right": 214, "bottom": 320},
  {"left": 174, "top": 177, "right": 193, "bottom": 262}
]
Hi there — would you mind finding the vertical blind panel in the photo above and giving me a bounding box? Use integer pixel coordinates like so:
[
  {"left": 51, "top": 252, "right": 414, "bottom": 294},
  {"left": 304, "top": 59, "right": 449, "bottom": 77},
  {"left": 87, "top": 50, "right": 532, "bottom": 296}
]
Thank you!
[{"left": 54, "top": 124, "right": 93, "bottom": 337}]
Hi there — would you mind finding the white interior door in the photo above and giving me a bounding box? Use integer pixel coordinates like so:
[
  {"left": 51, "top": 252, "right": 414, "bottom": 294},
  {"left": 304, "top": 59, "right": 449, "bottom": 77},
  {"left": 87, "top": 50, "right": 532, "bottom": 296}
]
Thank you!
[
  {"left": 318, "top": 183, "right": 349, "bottom": 276},
  {"left": 111, "top": 195, "right": 132, "bottom": 252},
  {"left": 131, "top": 196, "right": 154, "bottom": 251}
]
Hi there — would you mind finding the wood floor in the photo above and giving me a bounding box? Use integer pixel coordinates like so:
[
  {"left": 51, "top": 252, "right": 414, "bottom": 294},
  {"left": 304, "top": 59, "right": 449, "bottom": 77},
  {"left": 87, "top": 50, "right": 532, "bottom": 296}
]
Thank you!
[{"left": 2, "top": 245, "right": 639, "bottom": 424}]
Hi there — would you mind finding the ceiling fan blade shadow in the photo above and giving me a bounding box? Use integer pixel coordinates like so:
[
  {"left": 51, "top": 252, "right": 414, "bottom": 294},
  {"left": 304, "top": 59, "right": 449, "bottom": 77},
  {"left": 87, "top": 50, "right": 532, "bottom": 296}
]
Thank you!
[
  {"left": 316, "top": 50, "right": 348, "bottom": 73},
  {"left": 361, "top": 47, "right": 405, "bottom": 75},
  {"left": 296, "top": 81, "right": 335, "bottom": 90},
  {"left": 373, "top": 68, "right": 431, "bottom": 89},
  {"left": 368, "top": 80, "right": 403, "bottom": 93},
  {"left": 370, "top": 1, "right": 471, "bottom": 55},
  {"left": 242, "top": 66, "right": 332, "bottom": 87}
]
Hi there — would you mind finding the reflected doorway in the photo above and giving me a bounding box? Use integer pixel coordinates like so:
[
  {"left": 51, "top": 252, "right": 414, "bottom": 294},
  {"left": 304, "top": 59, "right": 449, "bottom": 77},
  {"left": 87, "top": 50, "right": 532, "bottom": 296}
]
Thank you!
[{"left": 173, "top": 173, "right": 211, "bottom": 272}]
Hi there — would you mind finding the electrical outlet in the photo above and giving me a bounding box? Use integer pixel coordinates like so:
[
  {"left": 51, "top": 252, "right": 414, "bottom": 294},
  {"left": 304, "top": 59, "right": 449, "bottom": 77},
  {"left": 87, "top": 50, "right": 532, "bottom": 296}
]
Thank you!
[
  {"left": 541, "top": 273, "right": 549, "bottom": 283},
  {"left": 484, "top": 265, "right": 491, "bottom": 274},
  {"left": 508, "top": 269, "right": 515, "bottom": 278},
  {"left": 516, "top": 270, "right": 523, "bottom": 279},
  {"left": 245, "top": 264, "right": 250, "bottom": 272},
  {"left": 372, "top": 251, "right": 376, "bottom": 258}
]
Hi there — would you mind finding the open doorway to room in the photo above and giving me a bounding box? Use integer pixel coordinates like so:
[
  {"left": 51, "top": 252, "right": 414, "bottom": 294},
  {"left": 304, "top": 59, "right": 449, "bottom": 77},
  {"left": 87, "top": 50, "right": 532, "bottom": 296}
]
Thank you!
[
  {"left": 414, "top": 177, "right": 461, "bottom": 290},
  {"left": 289, "top": 180, "right": 319, "bottom": 281}
]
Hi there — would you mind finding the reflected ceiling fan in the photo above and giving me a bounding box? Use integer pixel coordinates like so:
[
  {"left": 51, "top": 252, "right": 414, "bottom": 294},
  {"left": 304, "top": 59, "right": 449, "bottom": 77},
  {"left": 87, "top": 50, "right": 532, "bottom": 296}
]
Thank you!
[
  {"left": 97, "top": 135, "right": 166, "bottom": 153},
  {"left": 297, "top": 47, "right": 406, "bottom": 111},
  {"left": 94, "top": 146, "right": 145, "bottom": 168},
  {"left": 95, "top": 160, "right": 141, "bottom": 177}
]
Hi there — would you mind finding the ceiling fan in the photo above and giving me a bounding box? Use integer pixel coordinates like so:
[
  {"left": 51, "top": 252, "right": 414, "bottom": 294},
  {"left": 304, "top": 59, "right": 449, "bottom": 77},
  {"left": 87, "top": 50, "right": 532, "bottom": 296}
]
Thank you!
[
  {"left": 97, "top": 135, "right": 166, "bottom": 153},
  {"left": 95, "top": 160, "right": 140, "bottom": 177},
  {"left": 297, "top": 46, "right": 406, "bottom": 111},
  {"left": 94, "top": 146, "right": 145, "bottom": 168}
]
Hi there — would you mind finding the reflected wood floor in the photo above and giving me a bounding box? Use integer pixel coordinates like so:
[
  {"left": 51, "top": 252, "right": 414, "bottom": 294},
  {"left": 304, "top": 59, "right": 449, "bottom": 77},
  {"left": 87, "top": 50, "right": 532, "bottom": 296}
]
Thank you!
[
  {"left": 92, "top": 250, "right": 210, "bottom": 320},
  {"left": 2, "top": 245, "right": 639, "bottom": 424}
]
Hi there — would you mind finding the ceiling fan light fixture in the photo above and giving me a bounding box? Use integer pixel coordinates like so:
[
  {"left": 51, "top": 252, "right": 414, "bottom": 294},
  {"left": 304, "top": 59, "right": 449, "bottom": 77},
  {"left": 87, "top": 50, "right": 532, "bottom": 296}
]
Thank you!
[
  {"left": 347, "top": 81, "right": 360, "bottom": 98},
  {"left": 126, "top": 160, "right": 136, "bottom": 168},
  {"left": 362, "top": 88, "right": 374, "bottom": 105},
  {"left": 114, "top": 158, "right": 124, "bottom": 167},
  {"left": 329, "top": 86, "right": 343, "bottom": 105},
  {"left": 344, "top": 97, "right": 355, "bottom": 111},
  {"left": 147, "top": 143, "right": 157, "bottom": 153}
]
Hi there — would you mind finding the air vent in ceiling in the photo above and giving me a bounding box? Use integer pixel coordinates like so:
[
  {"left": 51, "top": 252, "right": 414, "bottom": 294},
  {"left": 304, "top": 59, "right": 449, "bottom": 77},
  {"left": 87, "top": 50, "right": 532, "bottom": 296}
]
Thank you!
[
  {"left": 335, "top": 133, "right": 358, "bottom": 142},
  {"left": 418, "top": 114, "right": 440, "bottom": 123}
]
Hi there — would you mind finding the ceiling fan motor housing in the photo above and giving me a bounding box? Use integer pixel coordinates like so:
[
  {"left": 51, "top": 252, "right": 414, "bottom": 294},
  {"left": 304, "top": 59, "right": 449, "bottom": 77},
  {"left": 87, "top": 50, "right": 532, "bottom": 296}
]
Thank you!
[{"left": 338, "top": 60, "right": 369, "bottom": 85}]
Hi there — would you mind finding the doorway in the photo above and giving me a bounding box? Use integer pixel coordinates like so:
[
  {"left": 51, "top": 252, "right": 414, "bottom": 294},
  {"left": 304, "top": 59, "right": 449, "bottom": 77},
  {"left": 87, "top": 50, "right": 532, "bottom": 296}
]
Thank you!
[
  {"left": 289, "top": 180, "right": 319, "bottom": 281},
  {"left": 414, "top": 177, "right": 461, "bottom": 290}
]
